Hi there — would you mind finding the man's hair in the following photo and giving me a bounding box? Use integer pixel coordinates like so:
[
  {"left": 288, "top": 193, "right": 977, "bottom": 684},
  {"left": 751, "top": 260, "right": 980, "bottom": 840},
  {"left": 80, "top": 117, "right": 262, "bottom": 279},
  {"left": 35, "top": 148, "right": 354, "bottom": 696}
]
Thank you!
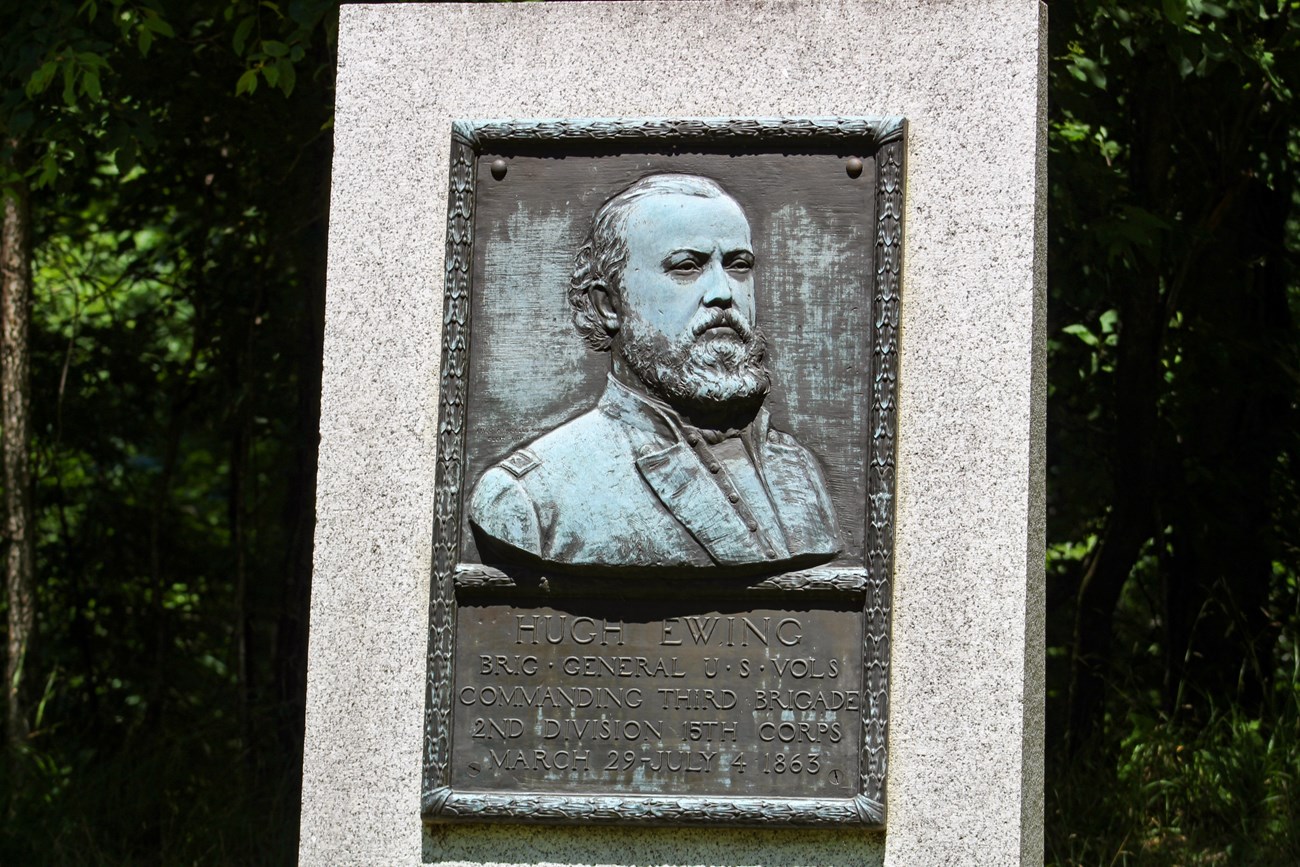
[{"left": 569, "top": 173, "right": 734, "bottom": 352}]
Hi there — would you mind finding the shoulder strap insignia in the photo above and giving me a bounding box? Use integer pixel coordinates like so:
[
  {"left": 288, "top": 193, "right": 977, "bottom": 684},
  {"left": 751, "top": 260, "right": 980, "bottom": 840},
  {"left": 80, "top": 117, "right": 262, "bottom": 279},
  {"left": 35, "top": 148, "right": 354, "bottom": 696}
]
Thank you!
[
  {"left": 499, "top": 448, "right": 541, "bottom": 479},
  {"left": 766, "top": 428, "right": 798, "bottom": 447}
]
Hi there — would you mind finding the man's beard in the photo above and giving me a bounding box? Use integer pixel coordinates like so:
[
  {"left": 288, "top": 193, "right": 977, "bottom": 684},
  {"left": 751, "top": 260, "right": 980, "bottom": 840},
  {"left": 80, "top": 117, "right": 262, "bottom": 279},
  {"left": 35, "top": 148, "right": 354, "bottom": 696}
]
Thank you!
[{"left": 618, "top": 307, "right": 771, "bottom": 414}]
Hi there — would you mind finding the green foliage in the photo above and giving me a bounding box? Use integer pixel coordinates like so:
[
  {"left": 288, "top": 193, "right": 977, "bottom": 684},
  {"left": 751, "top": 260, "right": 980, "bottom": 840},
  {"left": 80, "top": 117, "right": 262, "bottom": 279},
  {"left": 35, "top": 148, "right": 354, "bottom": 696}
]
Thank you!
[
  {"left": 1048, "top": 0, "right": 1300, "bottom": 861},
  {"left": 2, "top": 0, "right": 336, "bottom": 862},
  {"left": 1, "top": 1, "right": 336, "bottom": 190},
  {"left": 226, "top": 1, "right": 336, "bottom": 98},
  {"left": 1049, "top": 702, "right": 1300, "bottom": 865}
]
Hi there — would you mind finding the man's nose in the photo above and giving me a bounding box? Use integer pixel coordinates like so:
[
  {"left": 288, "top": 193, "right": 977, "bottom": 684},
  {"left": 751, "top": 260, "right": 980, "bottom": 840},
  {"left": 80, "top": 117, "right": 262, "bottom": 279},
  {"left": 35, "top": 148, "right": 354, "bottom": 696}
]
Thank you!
[{"left": 701, "top": 261, "right": 734, "bottom": 307}]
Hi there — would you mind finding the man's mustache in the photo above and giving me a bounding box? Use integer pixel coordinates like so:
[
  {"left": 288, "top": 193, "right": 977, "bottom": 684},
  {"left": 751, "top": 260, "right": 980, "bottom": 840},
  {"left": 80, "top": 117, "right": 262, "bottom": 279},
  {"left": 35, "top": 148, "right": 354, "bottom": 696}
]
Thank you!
[{"left": 692, "top": 308, "right": 755, "bottom": 340}]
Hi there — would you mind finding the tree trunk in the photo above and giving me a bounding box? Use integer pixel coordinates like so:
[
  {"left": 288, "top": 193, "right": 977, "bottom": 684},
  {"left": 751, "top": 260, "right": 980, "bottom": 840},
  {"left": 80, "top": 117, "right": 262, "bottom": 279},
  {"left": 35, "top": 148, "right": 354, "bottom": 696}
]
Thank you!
[
  {"left": 1066, "top": 60, "right": 1170, "bottom": 751},
  {"left": 231, "top": 375, "right": 252, "bottom": 772},
  {"left": 1, "top": 147, "right": 35, "bottom": 763},
  {"left": 1065, "top": 288, "right": 1164, "bottom": 752},
  {"left": 1162, "top": 176, "right": 1293, "bottom": 717}
]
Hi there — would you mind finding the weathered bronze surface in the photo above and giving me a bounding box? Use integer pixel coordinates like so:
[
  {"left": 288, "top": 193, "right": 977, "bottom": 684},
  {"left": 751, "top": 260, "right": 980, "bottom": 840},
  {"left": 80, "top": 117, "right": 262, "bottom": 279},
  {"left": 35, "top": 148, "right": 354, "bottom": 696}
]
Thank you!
[
  {"left": 424, "top": 117, "right": 905, "bottom": 828},
  {"left": 450, "top": 600, "right": 863, "bottom": 800},
  {"left": 469, "top": 173, "right": 840, "bottom": 575}
]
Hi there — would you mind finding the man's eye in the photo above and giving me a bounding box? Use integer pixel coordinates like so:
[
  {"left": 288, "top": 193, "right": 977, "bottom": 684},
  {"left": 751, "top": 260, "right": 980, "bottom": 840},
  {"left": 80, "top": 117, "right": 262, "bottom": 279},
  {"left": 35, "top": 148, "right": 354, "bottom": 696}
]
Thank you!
[
  {"left": 727, "top": 258, "right": 753, "bottom": 272},
  {"left": 670, "top": 260, "right": 701, "bottom": 274}
]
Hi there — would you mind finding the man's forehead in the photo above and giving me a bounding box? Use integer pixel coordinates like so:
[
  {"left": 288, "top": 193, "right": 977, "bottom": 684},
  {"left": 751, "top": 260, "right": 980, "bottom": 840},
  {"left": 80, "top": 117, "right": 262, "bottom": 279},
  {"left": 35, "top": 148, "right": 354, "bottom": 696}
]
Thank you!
[{"left": 622, "top": 192, "right": 752, "bottom": 250}]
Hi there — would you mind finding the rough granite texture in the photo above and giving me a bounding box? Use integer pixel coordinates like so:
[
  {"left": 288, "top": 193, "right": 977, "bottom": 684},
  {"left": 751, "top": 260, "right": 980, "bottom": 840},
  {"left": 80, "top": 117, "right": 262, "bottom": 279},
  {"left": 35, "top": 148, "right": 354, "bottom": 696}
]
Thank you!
[{"left": 299, "top": 2, "right": 1047, "bottom": 865}]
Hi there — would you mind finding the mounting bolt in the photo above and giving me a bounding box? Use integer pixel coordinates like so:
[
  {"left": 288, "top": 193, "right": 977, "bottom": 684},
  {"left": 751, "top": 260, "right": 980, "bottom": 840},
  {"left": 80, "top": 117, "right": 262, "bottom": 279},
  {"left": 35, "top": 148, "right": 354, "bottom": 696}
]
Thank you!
[
  {"left": 490, "top": 159, "right": 508, "bottom": 180},
  {"left": 845, "top": 157, "right": 864, "bottom": 179}
]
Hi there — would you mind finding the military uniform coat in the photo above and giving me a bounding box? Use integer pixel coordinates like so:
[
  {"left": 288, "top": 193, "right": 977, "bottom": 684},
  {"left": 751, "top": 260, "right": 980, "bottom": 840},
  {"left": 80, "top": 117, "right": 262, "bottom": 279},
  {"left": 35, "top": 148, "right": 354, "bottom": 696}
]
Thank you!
[{"left": 469, "top": 377, "right": 840, "bottom": 572}]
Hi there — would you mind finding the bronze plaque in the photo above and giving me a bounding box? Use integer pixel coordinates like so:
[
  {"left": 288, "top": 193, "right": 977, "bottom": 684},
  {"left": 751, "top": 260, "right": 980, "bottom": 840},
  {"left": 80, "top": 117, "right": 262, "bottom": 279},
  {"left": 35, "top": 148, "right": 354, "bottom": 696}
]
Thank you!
[
  {"left": 450, "top": 601, "right": 863, "bottom": 799},
  {"left": 423, "top": 117, "right": 904, "bottom": 827}
]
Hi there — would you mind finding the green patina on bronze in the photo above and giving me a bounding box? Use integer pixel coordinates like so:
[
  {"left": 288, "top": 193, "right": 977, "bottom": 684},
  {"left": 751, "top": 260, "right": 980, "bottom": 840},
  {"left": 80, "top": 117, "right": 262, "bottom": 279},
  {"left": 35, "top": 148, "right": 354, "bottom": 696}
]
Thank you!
[
  {"left": 470, "top": 173, "right": 839, "bottom": 574},
  {"left": 424, "top": 117, "right": 905, "bottom": 828}
]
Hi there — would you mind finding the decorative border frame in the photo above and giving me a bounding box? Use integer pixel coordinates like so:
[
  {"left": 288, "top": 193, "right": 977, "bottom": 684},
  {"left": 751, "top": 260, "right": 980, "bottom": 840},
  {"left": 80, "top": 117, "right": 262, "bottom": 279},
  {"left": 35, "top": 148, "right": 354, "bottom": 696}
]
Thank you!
[{"left": 423, "top": 117, "right": 905, "bottom": 827}]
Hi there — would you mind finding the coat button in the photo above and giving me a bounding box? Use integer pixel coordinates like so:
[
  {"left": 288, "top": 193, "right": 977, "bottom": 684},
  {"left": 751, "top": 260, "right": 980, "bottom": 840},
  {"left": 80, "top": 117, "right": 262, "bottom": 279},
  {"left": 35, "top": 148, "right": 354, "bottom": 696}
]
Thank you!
[
  {"left": 728, "top": 493, "right": 740, "bottom": 503},
  {"left": 708, "top": 463, "right": 720, "bottom": 473},
  {"left": 687, "top": 435, "right": 699, "bottom": 446}
]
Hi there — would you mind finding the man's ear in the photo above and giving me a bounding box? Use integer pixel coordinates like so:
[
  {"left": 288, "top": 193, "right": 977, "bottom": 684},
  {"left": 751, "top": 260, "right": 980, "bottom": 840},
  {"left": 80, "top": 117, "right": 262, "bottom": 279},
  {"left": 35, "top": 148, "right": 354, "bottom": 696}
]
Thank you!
[{"left": 589, "top": 284, "right": 621, "bottom": 334}]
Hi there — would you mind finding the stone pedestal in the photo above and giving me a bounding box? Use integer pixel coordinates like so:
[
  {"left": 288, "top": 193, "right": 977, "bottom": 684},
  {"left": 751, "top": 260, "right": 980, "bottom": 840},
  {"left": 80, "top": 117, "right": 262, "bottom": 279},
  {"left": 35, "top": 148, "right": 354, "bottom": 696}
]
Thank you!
[{"left": 300, "top": 2, "right": 1046, "bottom": 864}]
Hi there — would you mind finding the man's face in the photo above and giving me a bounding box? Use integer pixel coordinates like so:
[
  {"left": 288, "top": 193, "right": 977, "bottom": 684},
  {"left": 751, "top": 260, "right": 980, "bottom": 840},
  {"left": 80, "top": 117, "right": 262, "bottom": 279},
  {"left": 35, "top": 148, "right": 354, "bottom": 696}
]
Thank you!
[{"left": 615, "top": 192, "right": 770, "bottom": 408}]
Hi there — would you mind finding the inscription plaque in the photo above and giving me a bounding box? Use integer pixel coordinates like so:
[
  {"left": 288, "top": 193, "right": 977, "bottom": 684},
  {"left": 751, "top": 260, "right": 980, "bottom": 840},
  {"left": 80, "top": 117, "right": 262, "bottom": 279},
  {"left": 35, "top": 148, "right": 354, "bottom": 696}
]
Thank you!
[
  {"left": 451, "top": 602, "right": 862, "bottom": 799},
  {"left": 424, "top": 117, "right": 904, "bottom": 827}
]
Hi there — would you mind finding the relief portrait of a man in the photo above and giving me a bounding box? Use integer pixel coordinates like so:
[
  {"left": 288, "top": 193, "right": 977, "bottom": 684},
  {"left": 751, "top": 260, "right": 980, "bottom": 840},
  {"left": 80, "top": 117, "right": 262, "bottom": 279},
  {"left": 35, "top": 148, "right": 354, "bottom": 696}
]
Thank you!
[{"left": 469, "top": 173, "right": 840, "bottom": 574}]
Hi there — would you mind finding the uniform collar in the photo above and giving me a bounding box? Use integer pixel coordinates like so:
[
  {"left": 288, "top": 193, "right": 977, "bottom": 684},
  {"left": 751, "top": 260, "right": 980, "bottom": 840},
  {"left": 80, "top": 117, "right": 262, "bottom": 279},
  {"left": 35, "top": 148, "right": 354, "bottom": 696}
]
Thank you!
[{"left": 596, "top": 374, "right": 770, "bottom": 447}]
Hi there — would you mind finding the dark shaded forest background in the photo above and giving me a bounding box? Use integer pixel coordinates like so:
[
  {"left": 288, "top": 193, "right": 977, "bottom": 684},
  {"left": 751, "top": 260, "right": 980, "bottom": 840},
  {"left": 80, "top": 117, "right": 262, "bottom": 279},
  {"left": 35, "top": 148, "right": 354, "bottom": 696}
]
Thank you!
[{"left": 0, "top": 1, "right": 1296, "bottom": 864}]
